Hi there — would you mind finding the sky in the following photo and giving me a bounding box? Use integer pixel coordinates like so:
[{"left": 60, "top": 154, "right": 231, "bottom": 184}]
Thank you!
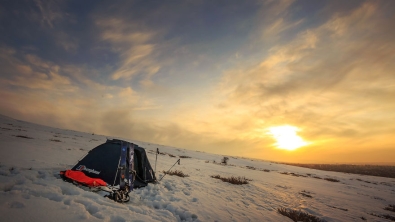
[{"left": 1, "top": 0, "right": 394, "bottom": 164}]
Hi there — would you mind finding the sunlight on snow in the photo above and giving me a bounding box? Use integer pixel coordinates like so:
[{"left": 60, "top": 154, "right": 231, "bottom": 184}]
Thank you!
[{"left": 267, "top": 125, "right": 309, "bottom": 150}]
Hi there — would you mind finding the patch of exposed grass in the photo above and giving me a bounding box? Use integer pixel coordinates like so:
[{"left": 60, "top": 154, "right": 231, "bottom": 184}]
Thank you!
[
  {"left": 291, "top": 173, "right": 307, "bottom": 177},
  {"left": 300, "top": 193, "right": 312, "bottom": 198},
  {"left": 384, "top": 204, "right": 395, "bottom": 212},
  {"left": 263, "top": 169, "right": 270, "bottom": 172},
  {"left": 163, "top": 170, "right": 189, "bottom": 177},
  {"left": 168, "top": 154, "right": 176, "bottom": 158},
  {"left": 356, "top": 178, "right": 378, "bottom": 185},
  {"left": 179, "top": 155, "right": 191, "bottom": 158},
  {"left": 50, "top": 139, "right": 62, "bottom": 142},
  {"left": 299, "top": 191, "right": 313, "bottom": 198},
  {"left": 277, "top": 207, "right": 326, "bottom": 222},
  {"left": 210, "top": 175, "right": 251, "bottom": 185},
  {"left": 221, "top": 157, "right": 229, "bottom": 165},
  {"left": 327, "top": 205, "right": 348, "bottom": 211},
  {"left": 324, "top": 178, "right": 340, "bottom": 182},
  {"left": 279, "top": 172, "right": 307, "bottom": 177},
  {"left": 369, "top": 213, "right": 395, "bottom": 221},
  {"left": 15, "top": 129, "right": 26, "bottom": 132},
  {"left": 380, "top": 182, "right": 393, "bottom": 187},
  {"left": 14, "top": 135, "right": 33, "bottom": 139}
]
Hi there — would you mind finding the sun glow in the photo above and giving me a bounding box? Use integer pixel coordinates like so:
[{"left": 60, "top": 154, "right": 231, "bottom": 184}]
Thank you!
[{"left": 267, "top": 125, "right": 308, "bottom": 151}]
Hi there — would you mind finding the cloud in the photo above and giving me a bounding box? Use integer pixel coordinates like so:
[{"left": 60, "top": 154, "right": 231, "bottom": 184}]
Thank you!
[
  {"left": 34, "top": 0, "right": 65, "bottom": 28},
  {"left": 0, "top": 45, "right": 169, "bottom": 140},
  {"left": 211, "top": 1, "right": 395, "bottom": 153},
  {"left": 55, "top": 31, "right": 79, "bottom": 52},
  {"left": 1, "top": 0, "right": 394, "bottom": 163},
  {"left": 0, "top": 49, "right": 75, "bottom": 91},
  {"left": 96, "top": 18, "right": 161, "bottom": 81}
]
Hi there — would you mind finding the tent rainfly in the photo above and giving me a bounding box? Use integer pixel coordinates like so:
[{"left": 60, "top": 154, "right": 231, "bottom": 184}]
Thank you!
[{"left": 61, "top": 139, "right": 156, "bottom": 202}]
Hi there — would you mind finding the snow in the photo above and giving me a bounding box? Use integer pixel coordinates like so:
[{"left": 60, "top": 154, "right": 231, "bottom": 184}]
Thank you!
[{"left": 0, "top": 114, "right": 394, "bottom": 221}]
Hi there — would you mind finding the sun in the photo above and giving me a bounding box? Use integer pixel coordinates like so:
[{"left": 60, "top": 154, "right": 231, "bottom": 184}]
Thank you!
[{"left": 267, "top": 125, "right": 308, "bottom": 151}]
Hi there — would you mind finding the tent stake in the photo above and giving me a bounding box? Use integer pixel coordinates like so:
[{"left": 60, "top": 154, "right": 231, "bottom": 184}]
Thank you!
[{"left": 159, "top": 159, "right": 180, "bottom": 182}]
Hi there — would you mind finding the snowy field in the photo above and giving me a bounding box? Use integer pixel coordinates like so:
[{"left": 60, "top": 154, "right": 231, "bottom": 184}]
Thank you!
[{"left": 0, "top": 114, "right": 394, "bottom": 222}]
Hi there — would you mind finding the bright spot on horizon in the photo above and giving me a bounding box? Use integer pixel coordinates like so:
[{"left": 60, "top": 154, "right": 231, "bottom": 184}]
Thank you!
[{"left": 267, "top": 125, "right": 308, "bottom": 151}]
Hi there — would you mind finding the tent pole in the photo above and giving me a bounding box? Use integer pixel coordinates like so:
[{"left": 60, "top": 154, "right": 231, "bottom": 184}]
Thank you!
[
  {"left": 112, "top": 156, "right": 122, "bottom": 187},
  {"left": 159, "top": 159, "right": 180, "bottom": 182},
  {"left": 155, "top": 148, "right": 159, "bottom": 173}
]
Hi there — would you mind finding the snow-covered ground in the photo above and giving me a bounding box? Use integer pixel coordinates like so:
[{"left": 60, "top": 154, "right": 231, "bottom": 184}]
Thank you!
[{"left": 0, "top": 114, "right": 394, "bottom": 221}]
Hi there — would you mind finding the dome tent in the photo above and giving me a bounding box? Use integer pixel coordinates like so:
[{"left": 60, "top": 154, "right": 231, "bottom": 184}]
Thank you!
[{"left": 61, "top": 139, "right": 156, "bottom": 202}]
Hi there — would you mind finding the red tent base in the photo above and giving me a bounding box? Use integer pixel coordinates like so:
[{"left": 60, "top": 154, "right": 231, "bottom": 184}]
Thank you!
[{"left": 61, "top": 170, "right": 107, "bottom": 187}]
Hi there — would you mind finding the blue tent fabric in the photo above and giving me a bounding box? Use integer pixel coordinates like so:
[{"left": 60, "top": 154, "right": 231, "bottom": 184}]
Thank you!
[{"left": 71, "top": 139, "right": 156, "bottom": 188}]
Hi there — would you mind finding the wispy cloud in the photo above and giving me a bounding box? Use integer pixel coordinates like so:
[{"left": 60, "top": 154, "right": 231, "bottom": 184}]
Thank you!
[
  {"left": 96, "top": 18, "right": 160, "bottom": 82},
  {"left": 0, "top": 49, "right": 74, "bottom": 91},
  {"left": 34, "top": 0, "right": 65, "bottom": 28},
  {"left": 55, "top": 31, "right": 79, "bottom": 52}
]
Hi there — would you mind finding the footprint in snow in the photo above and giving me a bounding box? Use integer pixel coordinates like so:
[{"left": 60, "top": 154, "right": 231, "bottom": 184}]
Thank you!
[{"left": 182, "top": 189, "right": 191, "bottom": 196}]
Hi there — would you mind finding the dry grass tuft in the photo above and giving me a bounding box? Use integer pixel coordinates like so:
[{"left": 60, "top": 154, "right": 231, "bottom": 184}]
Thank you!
[
  {"left": 299, "top": 191, "right": 313, "bottom": 198},
  {"left": 369, "top": 213, "right": 395, "bottom": 221},
  {"left": 279, "top": 172, "right": 307, "bottom": 177},
  {"left": 210, "top": 175, "right": 251, "bottom": 185},
  {"left": 14, "top": 135, "right": 33, "bottom": 139},
  {"left": 179, "top": 155, "right": 191, "bottom": 158},
  {"left": 324, "top": 178, "right": 340, "bottom": 182},
  {"left": 384, "top": 204, "right": 395, "bottom": 212},
  {"left": 327, "top": 205, "right": 348, "bottom": 211},
  {"left": 163, "top": 170, "right": 189, "bottom": 177},
  {"left": 50, "top": 139, "right": 62, "bottom": 142},
  {"left": 277, "top": 207, "right": 326, "bottom": 222},
  {"left": 356, "top": 178, "right": 378, "bottom": 185},
  {"left": 221, "top": 157, "right": 229, "bottom": 165}
]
